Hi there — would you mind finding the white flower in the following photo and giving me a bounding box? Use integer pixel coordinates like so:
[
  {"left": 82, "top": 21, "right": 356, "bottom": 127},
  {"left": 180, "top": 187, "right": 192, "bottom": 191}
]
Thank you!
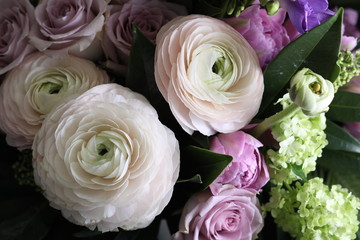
[
  {"left": 155, "top": 15, "right": 264, "bottom": 136},
  {"left": 32, "top": 83, "right": 180, "bottom": 232},
  {"left": 0, "top": 53, "right": 109, "bottom": 149},
  {"left": 289, "top": 68, "right": 335, "bottom": 117}
]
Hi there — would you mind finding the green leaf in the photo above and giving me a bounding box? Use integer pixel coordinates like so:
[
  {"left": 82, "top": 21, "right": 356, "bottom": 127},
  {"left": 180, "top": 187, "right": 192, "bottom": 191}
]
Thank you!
[
  {"left": 291, "top": 164, "right": 307, "bottom": 181},
  {"left": 176, "top": 174, "right": 203, "bottom": 184},
  {"left": 0, "top": 200, "right": 57, "bottom": 240},
  {"left": 325, "top": 120, "right": 360, "bottom": 153},
  {"left": 317, "top": 148, "right": 360, "bottom": 175},
  {"left": 180, "top": 145, "right": 232, "bottom": 190},
  {"left": 327, "top": 91, "right": 360, "bottom": 122},
  {"left": 332, "top": 172, "right": 360, "bottom": 198},
  {"left": 191, "top": 132, "right": 210, "bottom": 149},
  {"left": 126, "top": 25, "right": 185, "bottom": 136},
  {"left": 192, "top": 0, "right": 229, "bottom": 18},
  {"left": 258, "top": 8, "right": 343, "bottom": 117}
]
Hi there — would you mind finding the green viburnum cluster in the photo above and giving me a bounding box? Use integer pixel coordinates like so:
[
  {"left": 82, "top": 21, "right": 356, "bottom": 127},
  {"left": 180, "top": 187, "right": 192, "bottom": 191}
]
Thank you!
[
  {"left": 333, "top": 50, "right": 360, "bottom": 92},
  {"left": 266, "top": 94, "right": 328, "bottom": 185},
  {"left": 265, "top": 178, "right": 360, "bottom": 240}
]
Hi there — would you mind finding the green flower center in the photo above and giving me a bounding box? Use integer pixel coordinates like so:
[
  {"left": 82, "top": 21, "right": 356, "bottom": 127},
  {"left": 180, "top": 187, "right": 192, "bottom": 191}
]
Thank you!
[{"left": 39, "top": 81, "right": 63, "bottom": 95}]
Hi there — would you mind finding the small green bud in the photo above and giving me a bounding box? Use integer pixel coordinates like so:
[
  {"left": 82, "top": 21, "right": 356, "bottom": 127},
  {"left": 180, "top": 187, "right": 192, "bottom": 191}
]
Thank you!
[
  {"left": 266, "top": 1, "right": 280, "bottom": 15},
  {"left": 289, "top": 68, "right": 335, "bottom": 117}
]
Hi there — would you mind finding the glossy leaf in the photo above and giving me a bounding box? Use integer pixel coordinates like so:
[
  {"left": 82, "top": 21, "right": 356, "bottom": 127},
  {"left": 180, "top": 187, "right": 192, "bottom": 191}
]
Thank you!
[
  {"left": 258, "top": 8, "right": 343, "bottom": 117},
  {"left": 327, "top": 91, "right": 360, "bottom": 122},
  {"left": 332, "top": 172, "right": 360, "bottom": 198},
  {"left": 180, "top": 145, "right": 232, "bottom": 190},
  {"left": 291, "top": 164, "right": 307, "bottom": 181},
  {"left": 317, "top": 148, "right": 360, "bottom": 175},
  {"left": 325, "top": 120, "right": 360, "bottom": 153},
  {"left": 125, "top": 25, "right": 186, "bottom": 138}
]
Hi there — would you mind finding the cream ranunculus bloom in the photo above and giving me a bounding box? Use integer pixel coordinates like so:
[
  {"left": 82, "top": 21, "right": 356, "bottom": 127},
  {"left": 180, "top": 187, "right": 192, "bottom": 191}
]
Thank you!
[
  {"left": 0, "top": 53, "right": 109, "bottom": 149},
  {"left": 32, "top": 83, "right": 180, "bottom": 232},
  {"left": 155, "top": 15, "right": 264, "bottom": 136}
]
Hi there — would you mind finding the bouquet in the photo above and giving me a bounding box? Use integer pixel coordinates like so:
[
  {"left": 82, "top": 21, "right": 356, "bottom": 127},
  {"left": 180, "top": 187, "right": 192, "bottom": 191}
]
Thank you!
[{"left": 1, "top": 0, "right": 360, "bottom": 239}]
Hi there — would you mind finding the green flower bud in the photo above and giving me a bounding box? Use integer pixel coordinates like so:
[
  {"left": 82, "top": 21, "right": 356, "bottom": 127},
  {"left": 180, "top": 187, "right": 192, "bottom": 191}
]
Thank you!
[
  {"left": 266, "top": 1, "right": 280, "bottom": 16},
  {"left": 289, "top": 68, "right": 334, "bottom": 117}
]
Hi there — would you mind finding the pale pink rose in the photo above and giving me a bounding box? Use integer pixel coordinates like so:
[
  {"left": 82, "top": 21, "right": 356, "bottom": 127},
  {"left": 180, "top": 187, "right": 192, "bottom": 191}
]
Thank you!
[
  {"left": 223, "top": 5, "right": 290, "bottom": 69},
  {"left": 0, "top": 0, "right": 39, "bottom": 75},
  {"left": 155, "top": 15, "right": 264, "bottom": 136},
  {"left": 29, "top": 0, "right": 108, "bottom": 60},
  {"left": 209, "top": 131, "right": 269, "bottom": 195},
  {"left": 32, "top": 83, "right": 180, "bottom": 232},
  {"left": 0, "top": 53, "right": 109, "bottom": 149},
  {"left": 102, "top": 0, "right": 186, "bottom": 74},
  {"left": 173, "top": 186, "right": 263, "bottom": 240}
]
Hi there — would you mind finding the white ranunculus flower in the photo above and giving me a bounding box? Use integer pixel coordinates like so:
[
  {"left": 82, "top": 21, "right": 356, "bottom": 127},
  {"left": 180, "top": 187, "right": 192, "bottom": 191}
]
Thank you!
[
  {"left": 32, "top": 83, "right": 180, "bottom": 232},
  {"left": 155, "top": 15, "right": 264, "bottom": 136},
  {"left": 289, "top": 68, "right": 335, "bottom": 117},
  {"left": 0, "top": 53, "right": 109, "bottom": 149}
]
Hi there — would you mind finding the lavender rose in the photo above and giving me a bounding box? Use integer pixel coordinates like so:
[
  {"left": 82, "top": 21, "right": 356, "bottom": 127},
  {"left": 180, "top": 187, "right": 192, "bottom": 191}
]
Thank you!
[
  {"left": 29, "top": 0, "right": 108, "bottom": 59},
  {"left": 32, "top": 84, "right": 180, "bottom": 232},
  {"left": 279, "top": 0, "right": 334, "bottom": 33},
  {"left": 102, "top": 0, "right": 185, "bottom": 73},
  {"left": 0, "top": 0, "right": 38, "bottom": 75},
  {"left": 173, "top": 186, "right": 263, "bottom": 240},
  {"left": 155, "top": 15, "right": 264, "bottom": 136},
  {"left": 223, "top": 5, "right": 290, "bottom": 69},
  {"left": 209, "top": 131, "right": 269, "bottom": 195},
  {"left": 0, "top": 53, "right": 109, "bottom": 149}
]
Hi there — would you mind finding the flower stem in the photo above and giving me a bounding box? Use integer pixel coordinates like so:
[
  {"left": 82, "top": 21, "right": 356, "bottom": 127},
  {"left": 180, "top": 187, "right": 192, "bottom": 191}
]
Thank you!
[{"left": 252, "top": 103, "right": 300, "bottom": 138}]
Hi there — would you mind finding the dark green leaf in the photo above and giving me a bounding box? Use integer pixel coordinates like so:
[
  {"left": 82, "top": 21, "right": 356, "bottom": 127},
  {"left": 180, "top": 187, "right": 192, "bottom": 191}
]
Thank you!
[
  {"left": 258, "top": 8, "right": 343, "bottom": 117},
  {"left": 317, "top": 148, "right": 360, "bottom": 175},
  {"left": 126, "top": 25, "right": 185, "bottom": 136},
  {"left": 180, "top": 146, "right": 232, "bottom": 190},
  {"left": 325, "top": 120, "right": 360, "bottom": 153},
  {"left": 327, "top": 91, "right": 360, "bottom": 122},
  {"left": 332, "top": 171, "right": 360, "bottom": 198},
  {"left": 177, "top": 174, "right": 203, "bottom": 184},
  {"left": 191, "top": 132, "right": 210, "bottom": 149},
  {"left": 0, "top": 200, "right": 57, "bottom": 240},
  {"left": 192, "top": 0, "right": 228, "bottom": 18},
  {"left": 291, "top": 164, "right": 307, "bottom": 181}
]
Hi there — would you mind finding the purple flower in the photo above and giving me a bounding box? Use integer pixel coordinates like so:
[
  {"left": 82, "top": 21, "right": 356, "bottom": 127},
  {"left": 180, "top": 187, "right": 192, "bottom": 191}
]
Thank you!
[
  {"left": 0, "top": 0, "right": 38, "bottom": 75},
  {"left": 172, "top": 186, "right": 263, "bottom": 240},
  {"left": 30, "top": 0, "right": 108, "bottom": 60},
  {"left": 280, "top": 0, "right": 334, "bottom": 33},
  {"left": 209, "top": 131, "right": 269, "bottom": 195},
  {"left": 102, "top": 0, "right": 186, "bottom": 74},
  {"left": 223, "top": 5, "right": 290, "bottom": 69}
]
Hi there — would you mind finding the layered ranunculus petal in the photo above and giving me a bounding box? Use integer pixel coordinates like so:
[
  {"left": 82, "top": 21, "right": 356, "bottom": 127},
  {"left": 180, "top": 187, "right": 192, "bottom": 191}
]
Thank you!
[
  {"left": 32, "top": 83, "right": 180, "bottom": 232},
  {"left": 0, "top": 53, "right": 109, "bottom": 149},
  {"left": 155, "top": 15, "right": 264, "bottom": 136}
]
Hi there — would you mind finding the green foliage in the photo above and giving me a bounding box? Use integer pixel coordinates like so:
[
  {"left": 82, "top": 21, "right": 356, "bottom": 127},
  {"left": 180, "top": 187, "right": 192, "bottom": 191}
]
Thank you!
[
  {"left": 327, "top": 91, "right": 360, "bottom": 122},
  {"left": 180, "top": 145, "right": 232, "bottom": 191},
  {"left": 258, "top": 8, "right": 343, "bottom": 118}
]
